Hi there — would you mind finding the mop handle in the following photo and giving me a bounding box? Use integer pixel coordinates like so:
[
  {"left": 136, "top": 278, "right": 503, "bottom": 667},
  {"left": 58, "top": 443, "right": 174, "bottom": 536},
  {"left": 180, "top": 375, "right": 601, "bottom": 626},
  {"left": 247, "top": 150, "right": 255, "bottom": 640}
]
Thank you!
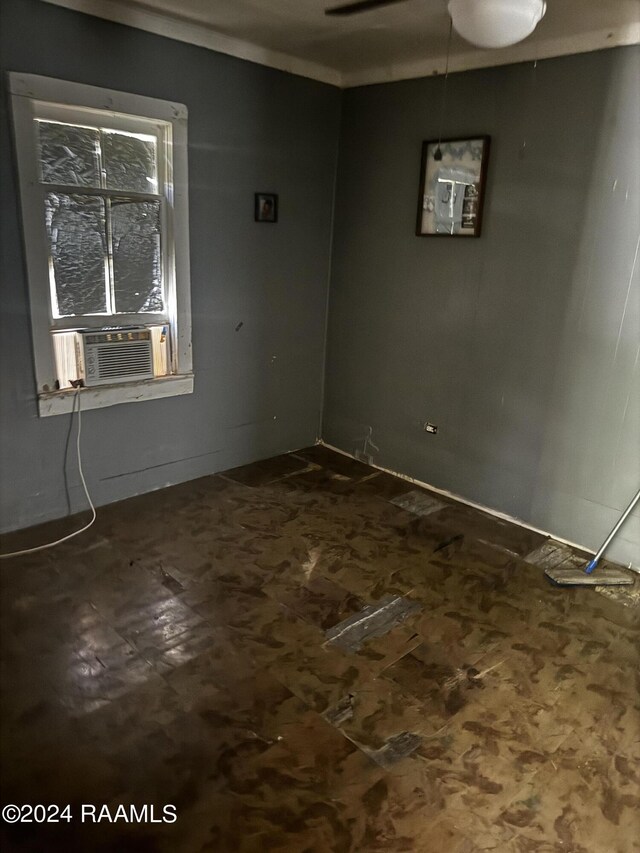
[{"left": 585, "top": 487, "right": 640, "bottom": 573}]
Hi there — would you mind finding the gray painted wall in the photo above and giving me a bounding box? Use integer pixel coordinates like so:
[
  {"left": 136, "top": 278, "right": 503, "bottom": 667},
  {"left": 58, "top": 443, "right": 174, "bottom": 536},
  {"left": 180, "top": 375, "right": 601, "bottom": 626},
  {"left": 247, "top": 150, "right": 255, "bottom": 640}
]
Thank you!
[
  {"left": 1, "top": 0, "right": 638, "bottom": 568},
  {"left": 324, "top": 48, "right": 640, "bottom": 567},
  {"left": 0, "top": 0, "right": 341, "bottom": 532}
]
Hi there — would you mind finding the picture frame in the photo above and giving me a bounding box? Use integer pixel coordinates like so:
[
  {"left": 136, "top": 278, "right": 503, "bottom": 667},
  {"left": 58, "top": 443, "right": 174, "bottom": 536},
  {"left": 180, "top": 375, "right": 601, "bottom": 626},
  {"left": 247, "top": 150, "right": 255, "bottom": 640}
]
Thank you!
[
  {"left": 416, "top": 136, "right": 490, "bottom": 238},
  {"left": 254, "top": 192, "right": 278, "bottom": 223}
]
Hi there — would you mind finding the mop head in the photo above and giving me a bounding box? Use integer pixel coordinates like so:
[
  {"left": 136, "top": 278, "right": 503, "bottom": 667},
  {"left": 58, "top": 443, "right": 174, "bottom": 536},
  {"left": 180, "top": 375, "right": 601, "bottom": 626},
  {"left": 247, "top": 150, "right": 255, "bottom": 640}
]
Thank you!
[
  {"left": 545, "top": 566, "right": 633, "bottom": 586},
  {"left": 525, "top": 540, "right": 635, "bottom": 586}
]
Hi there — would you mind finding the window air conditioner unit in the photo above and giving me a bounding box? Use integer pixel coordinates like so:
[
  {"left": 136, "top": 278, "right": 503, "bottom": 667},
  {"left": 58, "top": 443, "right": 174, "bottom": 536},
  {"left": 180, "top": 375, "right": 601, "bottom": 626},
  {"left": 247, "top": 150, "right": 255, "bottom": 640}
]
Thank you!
[{"left": 77, "top": 327, "right": 154, "bottom": 387}]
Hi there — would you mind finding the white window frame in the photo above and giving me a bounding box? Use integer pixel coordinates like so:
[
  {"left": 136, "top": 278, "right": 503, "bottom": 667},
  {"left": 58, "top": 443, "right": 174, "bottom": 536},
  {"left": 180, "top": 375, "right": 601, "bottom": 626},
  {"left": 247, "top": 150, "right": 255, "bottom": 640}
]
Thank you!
[{"left": 9, "top": 73, "right": 193, "bottom": 416}]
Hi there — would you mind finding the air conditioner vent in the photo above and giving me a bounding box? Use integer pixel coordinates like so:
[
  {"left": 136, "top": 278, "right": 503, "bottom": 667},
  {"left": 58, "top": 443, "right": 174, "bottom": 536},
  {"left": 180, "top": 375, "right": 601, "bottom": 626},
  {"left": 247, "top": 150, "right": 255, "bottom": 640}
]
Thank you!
[{"left": 78, "top": 327, "right": 154, "bottom": 386}]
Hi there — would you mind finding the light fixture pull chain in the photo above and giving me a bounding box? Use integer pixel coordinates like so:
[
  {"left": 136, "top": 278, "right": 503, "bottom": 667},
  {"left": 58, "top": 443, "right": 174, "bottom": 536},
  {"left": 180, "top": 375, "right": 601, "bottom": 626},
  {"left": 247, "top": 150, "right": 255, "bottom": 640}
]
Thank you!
[
  {"left": 435, "top": 15, "right": 453, "bottom": 160},
  {"left": 520, "top": 51, "right": 539, "bottom": 159}
]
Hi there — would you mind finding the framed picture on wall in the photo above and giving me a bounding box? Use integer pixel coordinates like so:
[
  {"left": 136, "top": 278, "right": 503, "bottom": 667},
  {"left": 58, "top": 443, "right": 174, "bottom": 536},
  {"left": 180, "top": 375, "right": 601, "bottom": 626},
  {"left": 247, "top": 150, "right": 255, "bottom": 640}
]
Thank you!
[
  {"left": 255, "top": 192, "right": 278, "bottom": 223},
  {"left": 416, "top": 136, "right": 490, "bottom": 237}
]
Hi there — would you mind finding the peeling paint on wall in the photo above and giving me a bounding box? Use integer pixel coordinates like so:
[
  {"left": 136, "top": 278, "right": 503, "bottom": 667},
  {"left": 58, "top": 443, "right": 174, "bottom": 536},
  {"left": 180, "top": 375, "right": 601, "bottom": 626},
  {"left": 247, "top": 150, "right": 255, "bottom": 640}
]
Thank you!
[{"left": 354, "top": 426, "right": 379, "bottom": 466}]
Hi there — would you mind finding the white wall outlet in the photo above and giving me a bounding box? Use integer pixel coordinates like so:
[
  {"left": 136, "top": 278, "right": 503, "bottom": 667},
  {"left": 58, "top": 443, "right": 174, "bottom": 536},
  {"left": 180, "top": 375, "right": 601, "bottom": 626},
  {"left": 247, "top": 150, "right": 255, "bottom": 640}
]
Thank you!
[{"left": 424, "top": 422, "right": 438, "bottom": 434}]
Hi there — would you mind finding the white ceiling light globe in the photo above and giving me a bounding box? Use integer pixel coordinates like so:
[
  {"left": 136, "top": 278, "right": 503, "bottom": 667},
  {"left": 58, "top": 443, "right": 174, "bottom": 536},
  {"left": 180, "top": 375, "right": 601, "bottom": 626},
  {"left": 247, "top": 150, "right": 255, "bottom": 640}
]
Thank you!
[{"left": 448, "top": 0, "right": 547, "bottom": 49}]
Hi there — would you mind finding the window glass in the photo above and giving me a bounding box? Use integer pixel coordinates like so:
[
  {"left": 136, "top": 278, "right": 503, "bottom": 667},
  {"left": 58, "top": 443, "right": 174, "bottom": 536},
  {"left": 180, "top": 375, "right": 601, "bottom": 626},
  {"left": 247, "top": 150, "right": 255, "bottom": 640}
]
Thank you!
[
  {"left": 45, "top": 192, "right": 107, "bottom": 316},
  {"left": 38, "top": 121, "right": 100, "bottom": 187},
  {"left": 41, "top": 123, "right": 163, "bottom": 318},
  {"left": 103, "top": 130, "right": 157, "bottom": 193},
  {"left": 111, "top": 199, "right": 163, "bottom": 313}
]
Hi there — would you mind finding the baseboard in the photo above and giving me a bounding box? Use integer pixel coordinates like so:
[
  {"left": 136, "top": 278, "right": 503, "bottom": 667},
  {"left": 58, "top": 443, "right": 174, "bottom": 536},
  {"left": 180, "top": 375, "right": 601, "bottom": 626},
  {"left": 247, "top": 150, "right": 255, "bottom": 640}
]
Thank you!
[{"left": 318, "top": 440, "right": 639, "bottom": 573}]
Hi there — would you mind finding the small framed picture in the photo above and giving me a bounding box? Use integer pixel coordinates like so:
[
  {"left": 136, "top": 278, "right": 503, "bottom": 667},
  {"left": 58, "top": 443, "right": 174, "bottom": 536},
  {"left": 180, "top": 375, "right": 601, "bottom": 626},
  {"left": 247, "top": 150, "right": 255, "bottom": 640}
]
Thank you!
[
  {"left": 254, "top": 192, "right": 278, "bottom": 223},
  {"left": 416, "top": 136, "right": 490, "bottom": 237}
]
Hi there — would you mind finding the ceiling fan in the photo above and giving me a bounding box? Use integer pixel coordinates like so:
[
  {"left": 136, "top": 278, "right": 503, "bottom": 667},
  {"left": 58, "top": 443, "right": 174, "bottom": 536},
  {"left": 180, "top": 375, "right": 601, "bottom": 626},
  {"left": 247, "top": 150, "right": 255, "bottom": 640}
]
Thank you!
[
  {"left": 325, "top": 0, "right": 409, "bottom": 16},
  {"left": 325, "top": 0, "right": 548, "bottom": 50}
]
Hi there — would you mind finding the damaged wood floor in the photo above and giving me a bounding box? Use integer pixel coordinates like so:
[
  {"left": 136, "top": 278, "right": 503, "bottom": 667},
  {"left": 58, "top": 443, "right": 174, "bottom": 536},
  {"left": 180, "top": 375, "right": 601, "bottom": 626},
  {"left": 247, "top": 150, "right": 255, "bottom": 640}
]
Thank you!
[{"left": 1, "top": 446, "right": 638, "bottom": 852}]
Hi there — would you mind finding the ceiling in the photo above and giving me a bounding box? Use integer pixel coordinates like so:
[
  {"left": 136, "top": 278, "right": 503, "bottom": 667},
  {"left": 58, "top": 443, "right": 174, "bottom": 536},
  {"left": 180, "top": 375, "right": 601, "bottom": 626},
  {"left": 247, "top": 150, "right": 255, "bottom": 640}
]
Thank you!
[{"left": 44, "top": 0, "right": 640, "bottom": 87}]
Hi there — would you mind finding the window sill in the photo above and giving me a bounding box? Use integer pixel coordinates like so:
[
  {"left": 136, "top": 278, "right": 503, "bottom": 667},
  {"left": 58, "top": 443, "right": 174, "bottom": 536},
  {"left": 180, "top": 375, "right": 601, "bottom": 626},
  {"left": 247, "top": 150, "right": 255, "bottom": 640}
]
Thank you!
[{"left": 38, "top": 374, "right": 194, "bottom": 417}]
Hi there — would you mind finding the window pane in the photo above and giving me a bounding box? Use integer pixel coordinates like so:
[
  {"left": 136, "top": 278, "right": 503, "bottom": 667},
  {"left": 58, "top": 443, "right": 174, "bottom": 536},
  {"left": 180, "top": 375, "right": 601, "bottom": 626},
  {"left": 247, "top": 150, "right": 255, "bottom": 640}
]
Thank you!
[
  {"left": 103, "top": 131, "right": 157, "bottom": 193},
  {"left": 45, "top": 193, "right": 107, "bottom": 316},
  {"left": 38, "top": 122, "right": 100, "bottom": 187},
  {"left": 111, "top": 200, "right": 163, "bottom": 313}
]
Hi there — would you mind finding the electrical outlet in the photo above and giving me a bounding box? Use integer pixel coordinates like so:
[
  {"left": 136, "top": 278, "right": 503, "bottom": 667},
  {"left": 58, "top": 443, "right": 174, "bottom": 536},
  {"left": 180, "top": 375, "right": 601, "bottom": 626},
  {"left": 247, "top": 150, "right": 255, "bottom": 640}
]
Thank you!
[{"left": 424, "top": 422, "right": 438, "bottom": 434}]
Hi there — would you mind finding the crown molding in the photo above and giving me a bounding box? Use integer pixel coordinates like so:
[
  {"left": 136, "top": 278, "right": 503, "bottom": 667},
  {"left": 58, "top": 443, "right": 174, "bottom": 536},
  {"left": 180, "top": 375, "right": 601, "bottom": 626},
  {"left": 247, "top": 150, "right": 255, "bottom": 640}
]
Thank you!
[
  {"left": 342, "top": 22, "right": 640, "bottom": 87},
  {"left": 42, "top": 1, "right": 639, "bottom": 90},
  {"left": 41, "top": 0, "right": 342, "bottom": 87}
]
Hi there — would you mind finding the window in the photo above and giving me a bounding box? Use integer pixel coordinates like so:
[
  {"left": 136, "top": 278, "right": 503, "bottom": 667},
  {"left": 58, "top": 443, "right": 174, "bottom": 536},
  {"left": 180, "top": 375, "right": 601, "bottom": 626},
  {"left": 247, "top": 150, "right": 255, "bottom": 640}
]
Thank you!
[{"left": 10, "top": 74, "right": 193, "bottom": 416}]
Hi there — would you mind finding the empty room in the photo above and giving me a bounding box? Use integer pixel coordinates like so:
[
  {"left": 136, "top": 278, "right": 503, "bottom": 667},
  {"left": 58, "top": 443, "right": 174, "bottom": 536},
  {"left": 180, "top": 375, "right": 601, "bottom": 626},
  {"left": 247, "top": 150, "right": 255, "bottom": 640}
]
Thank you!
[{"left": 1, "top": 0, "right": 639, "bottom": 850}]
